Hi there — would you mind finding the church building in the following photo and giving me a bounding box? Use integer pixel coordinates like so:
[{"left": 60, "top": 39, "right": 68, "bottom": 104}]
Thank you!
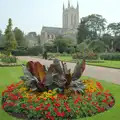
[{"left": 40, "top": 0, "right": 79, "bottom": 45}]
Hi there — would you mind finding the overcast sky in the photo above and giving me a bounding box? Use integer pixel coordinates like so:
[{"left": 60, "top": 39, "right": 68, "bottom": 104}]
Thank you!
[{"left": 0, "top": 0, "right": 120, "bottom": 34}]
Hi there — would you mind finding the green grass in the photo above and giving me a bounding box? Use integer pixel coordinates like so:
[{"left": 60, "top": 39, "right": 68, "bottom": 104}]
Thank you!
[
  {"left": 57, "top": 56, "right": 73, "bottom": 62},
  {"left": 0, "top": 67, "right": 120, "bottom": 120},
  {"left": 57, "top": 56, "right": 120, "bottom": 69},
  {"left": 0, "top": 66, "right": 23, "bottom": 120},
  {"left": 87, "top": 60, "right": 120, "bottom": 69}
]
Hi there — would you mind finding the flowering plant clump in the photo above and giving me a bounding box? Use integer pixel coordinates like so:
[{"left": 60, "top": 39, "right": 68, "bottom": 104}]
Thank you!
[
  {"left": 1, "top": 59, "right": 115, "bottom": 119},
  {"left": 2, "top": 79, "right": 115, "bottom": 120}
]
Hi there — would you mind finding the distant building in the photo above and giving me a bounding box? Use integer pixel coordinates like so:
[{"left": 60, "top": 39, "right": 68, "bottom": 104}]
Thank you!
[
  {"left": 25, "top": 32, "right": 39, "bottom": 48},
  {"left": 40, "top": 0, "right": 79, "bottom": 45}
]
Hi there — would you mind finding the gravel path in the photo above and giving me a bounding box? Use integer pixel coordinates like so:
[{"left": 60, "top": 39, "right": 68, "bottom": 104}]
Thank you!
[{"left": 17, "top": 56, "right": 120, "bottom": 85}]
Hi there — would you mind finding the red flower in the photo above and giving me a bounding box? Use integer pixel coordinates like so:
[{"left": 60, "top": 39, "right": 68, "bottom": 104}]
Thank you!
[
  {"left": 61, "top": 112, "right": 65, "bottom": 117},
  {"left": 35, "top": 106, "right": 41, "bottom": 111},
  {"left": 47, "top": 103, "right": 50, "bottom": 107},
  {"left": 97, "top": 108, "right": 101, "bottom": 112},
  {"left": 2, "top": 102, "right": 8, "bottom": 109},
  {"left": 53, "top": 107, "right": 58, "bottom": 112},
  {"left": 9, "top": 102, "right": 16, "bottom": 106},
  {"left": 54, "top": 103, "right": 60, "bottom": 107},
  {"left": 29, "top": 105, "right": 33, "bottom": 109},
  {"left": 96, "top": 82, "right": 104, "bottom": 92},
  {"left": 102, "top": 99, "right": 107, "bottom": 103},
  {"left": 56, "top": 112, "right": 61, "bottom": 117},
  {"left": 44, "top": 106, "right": 48, "bottom": 111},
  {"left": 66, "top": 106, "right": 71, "bottom": 112},
  {"left": 64, "top": 102, "right": 68, "bottom": 107},
  {"left": 21, "top": 104, "right": 26, "bottom": 109},
  {"left": 101, "top": 107, "right": 105, "bottom": 112},
  {"left": 74, "top": 99, "right": 79, "bottom": 104},
  {"left": 96, "top": 92, "right": 102, "bottom": 96},
  {"left": 49, "top": 116, "right": 54, "bottom": 120},
  {"left": 40, "top": 103, "right": 43, "bottom": 107},
  {"left": 87, "top": 97, "right": 92, "bottom": 101}
]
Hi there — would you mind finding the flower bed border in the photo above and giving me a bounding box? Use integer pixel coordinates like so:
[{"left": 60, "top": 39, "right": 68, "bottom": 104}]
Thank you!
[{"left": 1, "top": 93, "right": 115, "bottom": 120}]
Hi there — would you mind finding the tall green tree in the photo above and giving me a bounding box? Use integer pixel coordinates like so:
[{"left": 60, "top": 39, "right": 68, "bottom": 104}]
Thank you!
[
  {"left": 101, "top": 34, "right": 113, "bottom": 52},
  {"left": 13, "top": 27, "right": 25, "bottom": 46},
  {"left": 107, "top": 22, "right": 120, "bottom": 36},
  {"left": 77, "top": 19, "right": 89, "bottom": 44},
  {"left": 77, "top": 14, "right": 106, "bottom": 44},
  {"left": 107, "top": 22, "right": 120, "bottom": 51},
  {"left": 4, "top": 18, "right": 17, "bottom": 55}
]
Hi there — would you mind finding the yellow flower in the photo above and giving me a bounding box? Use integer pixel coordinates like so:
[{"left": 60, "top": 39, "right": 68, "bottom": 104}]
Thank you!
[{"left": 48, "top": 90, "right": 52, "bottom": 93}]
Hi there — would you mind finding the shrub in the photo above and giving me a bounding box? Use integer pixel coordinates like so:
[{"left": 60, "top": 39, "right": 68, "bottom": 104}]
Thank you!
[
  {"left": 72, "top": 52, "right": 98, "bottom": 60},
  {"left": 27, "top": 46, "right": 43, "bottom": 56},
  {"left": 12, "top": 50, "right": 28, "bottom": 56},
  {"left": 100, "top": 53, "right": 120, "bottom": 60},
  {"left": 1, "top": 56, "right": 17, "bottom": 63}
]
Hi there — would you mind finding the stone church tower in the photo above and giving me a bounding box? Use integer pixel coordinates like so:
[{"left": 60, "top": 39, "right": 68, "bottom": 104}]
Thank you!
[
  {"left": 40, "top": 0, "right": 79, "bottom": 45},
  {"left": 63, "top": 0, "right": 79, "bottom": 30}
]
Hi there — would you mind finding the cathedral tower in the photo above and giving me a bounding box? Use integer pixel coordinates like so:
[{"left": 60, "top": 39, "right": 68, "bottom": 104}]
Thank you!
[{"left": 63, "top": 0, "right": 79, "bottom": 30}]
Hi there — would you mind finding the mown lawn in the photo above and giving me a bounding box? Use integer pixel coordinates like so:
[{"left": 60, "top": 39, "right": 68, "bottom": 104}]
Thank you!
[
  {"left": 0, "top": 67, "right": 120, "bottom": 120},
  {"left": 57, "top": 56, "right": 120, "bottom": 69}
]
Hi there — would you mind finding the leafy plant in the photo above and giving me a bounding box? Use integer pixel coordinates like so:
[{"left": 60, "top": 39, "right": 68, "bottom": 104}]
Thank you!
[
  {"left": 20, "top": 59, "right": 86, "bottom": 93},
  {"left": 1, "top": 55, "right": 17, "bottom": 63}
]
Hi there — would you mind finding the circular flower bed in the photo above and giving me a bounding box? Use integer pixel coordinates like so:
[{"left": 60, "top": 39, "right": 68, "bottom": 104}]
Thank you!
[{"left": 2, "top": 80, "right": 115, "bottom": 120}]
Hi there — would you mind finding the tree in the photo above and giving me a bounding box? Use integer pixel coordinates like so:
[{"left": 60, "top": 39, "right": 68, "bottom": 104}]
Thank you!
[
  {"left": 54, "top": 36, "right": 74, "bottom": 53},
  {"left": 101, "top": 34, "right": 113, "bottom": 52},
  {"left": 107, "top": 22, "right": 120, "bottom": 52},
  {"left": 77, "top": 14, "right": 106, "bottom": 44},
  {"left": 4, "top": 18, "right": 17, "bottom": 55},
  {"left": 77, "top": 19, "right": 89, "bottom": 44},
  {"left": 13, "top": 27, "right": 25, "bottom": 46},
  {"left": 0, "top": 30, "right": 2, "bottom": 36},
  {"left": 76, "top": 41, "right": 89, "bottom": 53},
  {"left": 88, "top": 40, "right": 106, "bottom": 53},
  {"left": 113, "top": 36, "right": 120, "bottom": 51},
  {"left": 107, "top": 23, "right": 120, "bottom": 36}
]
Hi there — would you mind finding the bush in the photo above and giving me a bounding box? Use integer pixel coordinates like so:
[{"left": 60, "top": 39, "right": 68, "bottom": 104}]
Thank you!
[
  {"left": 27, "top": 46, "right": 43, "bottom": 56},
  {"left": 1, "top": 56, "right": 17, "bottom": 63},
  {"left": 12, "top": 50, "right": 28, "bottom": 56},
  {"left": 47, "top": 53, "right": 61, "bottom": 59},
  {"left": 100, "top": 53, "right": 120, "bottom": 60},
  {"left": 0, "top": 53, "right": 5, "bottom": 58},
  {"left": 72, "top": 52, "right": 98, "bottom": 60}
]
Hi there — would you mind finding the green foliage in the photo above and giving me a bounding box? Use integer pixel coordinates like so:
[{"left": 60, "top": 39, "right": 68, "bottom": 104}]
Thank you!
[
  {"left": 107, "top": 22, "right": 120, "bottom": 36},
  {"left": 72, "top": 51, "right": 98, "bottom": 60},
  {"left": 4, "top": 18, "right": 17, "bottom": 55},
  {"left": 77, "top": 19, "right": 89, "bottom": 44},
  {"left": 100, "top": 53, "right": 120, "bottom": 60},
  {"left": 27, "top": 45, "right": 43, "bottom": 56},
  {"left": 88, "top": 40, "right": 107, "bottom": 53},
  {"left": 44, "top": 41, "right": 56, "bottom": 52},
  {"left": 77, "top": 14, "right": 106, "bottom": 44},
  {"left": 76, "top": 42, "right": 89, "bottom": 53},
  {"left": 1, "top": 55, "right": 17, "bottom": 63},
  {"left": 13, "top": 27, "right": 25, "bottom": 47},
  {"left": 12, "top": 49, "right": 28, "bottom": 56},
  {"left": 54, "top": 36, "right": 74, "bottom": 53}
]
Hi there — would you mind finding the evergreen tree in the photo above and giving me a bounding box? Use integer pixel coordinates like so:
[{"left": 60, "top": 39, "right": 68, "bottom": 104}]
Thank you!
[
  {"left": 4, "top": 18, "right": 17, "bottom": 55},
  {"left": 13, "top": 27, "right": 25, "bottom": 46}
]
